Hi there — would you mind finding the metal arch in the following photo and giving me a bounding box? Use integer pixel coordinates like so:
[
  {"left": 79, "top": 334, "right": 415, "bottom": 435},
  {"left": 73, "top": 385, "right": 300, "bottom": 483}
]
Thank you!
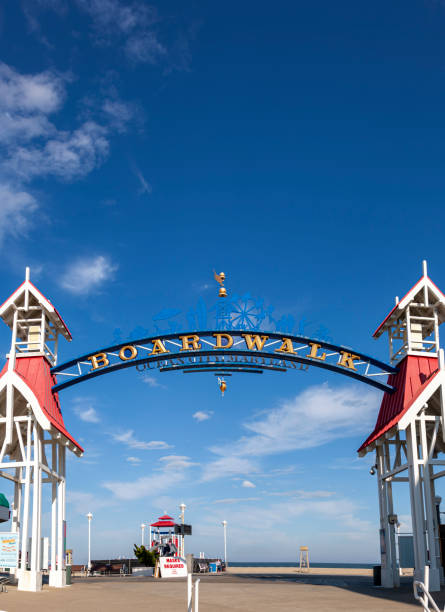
[{"left": 50, "top": 330, "right": 398, "bottom": 394}]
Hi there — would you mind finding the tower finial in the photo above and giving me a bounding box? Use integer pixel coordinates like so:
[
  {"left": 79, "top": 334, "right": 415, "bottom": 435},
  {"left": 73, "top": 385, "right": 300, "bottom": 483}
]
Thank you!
[
  {"left": 422, "top": 260, "right": 428, "bottom": 278},
  {"left": 25, "top": 266, "right": 30, "bottom": 282}
]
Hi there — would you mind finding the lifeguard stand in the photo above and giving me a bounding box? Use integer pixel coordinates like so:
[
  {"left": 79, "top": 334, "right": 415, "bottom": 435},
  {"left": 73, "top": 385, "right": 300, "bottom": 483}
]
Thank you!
[
  {"left": 359, "top": 261, "right": 445, "bottom": 591},
  {"left": 299, "top": 546, "right": 309, "bottom": 571},
  {"left": 0, "top": 269, "right": 83, "bottom": 591}
]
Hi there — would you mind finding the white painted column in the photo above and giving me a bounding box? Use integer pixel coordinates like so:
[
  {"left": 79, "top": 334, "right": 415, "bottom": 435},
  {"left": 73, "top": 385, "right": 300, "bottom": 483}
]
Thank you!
[
  {"left": 420, "top": 416, "right": 441, "bottom": 591},
  {"left": 18, "top": 417, "right": 32, "bottom": 588},
  {"left": 376, "top": 444, "right": 396, "bottom": 587},
  {"left": 49, "top": 441, "right": 58, "bottom": 586},
  {"left": 407, "top": 421, "right": 428, "bottom": 585},
  {"left": 29, "top": 422, "right": 42, "bottom": 591},
  {"left": 55, "top": 442, "right": 66, "bottom": 587},
  {"left": 383, "top": 443, "right": 399, "bottom": 587}
]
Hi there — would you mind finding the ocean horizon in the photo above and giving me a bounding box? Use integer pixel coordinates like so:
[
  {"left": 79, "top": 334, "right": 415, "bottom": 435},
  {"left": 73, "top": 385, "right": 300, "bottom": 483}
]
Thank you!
[{"left": 228, "top": 562, "right": 376, "bottom": 569}]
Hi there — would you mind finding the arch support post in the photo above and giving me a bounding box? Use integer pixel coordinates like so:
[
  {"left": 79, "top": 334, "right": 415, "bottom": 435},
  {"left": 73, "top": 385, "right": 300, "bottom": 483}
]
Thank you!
[{"left": 376, "top": 442, "right": 399, "bottom": 588}]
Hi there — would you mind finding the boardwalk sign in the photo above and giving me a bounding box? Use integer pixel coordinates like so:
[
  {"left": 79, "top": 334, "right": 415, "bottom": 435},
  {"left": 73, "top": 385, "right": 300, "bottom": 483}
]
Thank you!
[{"left": 52, "top": 330, "right": 397, "bottom": 393}]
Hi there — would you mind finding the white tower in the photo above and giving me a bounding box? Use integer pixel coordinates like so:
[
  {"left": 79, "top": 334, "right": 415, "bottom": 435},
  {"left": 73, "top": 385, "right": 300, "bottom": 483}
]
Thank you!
[
  {"left": 0, "top": 269, "right": 82, "bottom": 591},
  {"left": 360, "top": 261, "right": 445, "bottom": 591}
]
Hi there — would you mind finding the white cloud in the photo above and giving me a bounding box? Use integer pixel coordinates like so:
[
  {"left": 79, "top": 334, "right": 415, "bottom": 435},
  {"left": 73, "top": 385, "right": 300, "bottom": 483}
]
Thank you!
[
  {"left": 202, "top": 383, "right": 379, "bottom": 482},
  {"left": 142, "top": 375, "right": 163, "bottom": 388},
  {"left": 111, "top": 430, "right": 172, "bottom": 451},
  {"left": 75, "top": 406, "right": 100, "bottom": 423},
  {"left": 212, "top": 497, "right": 259, "bottom": 505},
  {"left": 0, "top": 185, "right": 38, "bottom": 245},
  {"left": 0, "top": 62, "right": 65, "bottom": 114},
  {"left": 241, "top": 480, "right": 256, "bottom": 489},
  {"left": 68, "top": 490, "right": 115, "bottom": 514},
  {"left": 126, "top": 456, "right": 141, "bottom": 464},
  {"left": 103, "top": 454, "right": 196, "bottom": 500},
  {"left": 201, "top": 455, "right": 258, "bottom": 482},
  {"left": 75, "top": 0, "right": 166, "bottom": 64},
  {"left": 134, "top": 167, "right": 152, "bottom": 195},
  {"left": 193, "top": 411, "right": 213, "bottom": 422},
  {"left": 7, "top": 121, "right": 109, "bottom": 181},
  {"left": 60, "top": 255, "right": 117, "bottom": 294},
  {"left": 102, "top": 98, "right": 135, "bottom": 132}
]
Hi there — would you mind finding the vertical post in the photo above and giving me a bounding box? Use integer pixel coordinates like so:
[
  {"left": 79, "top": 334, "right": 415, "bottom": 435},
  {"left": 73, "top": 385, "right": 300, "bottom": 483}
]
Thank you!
[
  {"left": 29, "top": 422, "right": 42, "bottom": 590},
  {"left": 222, "top": 520, "right": 227, "bottom": 566},
  {"left": 376, "top": 444, "right": 395, "bottom": 587},
  {"left": 20, "top": 417, "right": 32, "bottom": 573},
  {"left": 407, "top": 421, "right": 427, "bottom": 585},
  {"left": 194, "top": 578, "right": 200, "bottom": 612},
  {"left": 383, "top": 442, "right": 400, "bottom": 587},
  {"left": 57, "top": 442, "right": 65, "bottom": 585},
  {"left": 187, "top": 572, "right": 192, "bottom": 612},
  {"left": 420, "top": 415, "right": 441, "bottom": 591},
  {"left": 87, "top": 512, "right": 93, "bottom": 573},
  {"left": 6, "top": 310, "right": 18, "bottom": 446},
  {"left": 50, "top": 441, "right": 57, "bottom": 585}
]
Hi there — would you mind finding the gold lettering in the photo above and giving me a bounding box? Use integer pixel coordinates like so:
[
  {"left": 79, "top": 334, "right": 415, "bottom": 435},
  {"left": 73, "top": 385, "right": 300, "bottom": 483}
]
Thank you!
[
  {"left": 119, "top": 345, "right": 138, "bottom": 361},
  {"left": 275, "top": 338, "right": 295, "bottom": 354},
  {"left": 242, "top": 334, "right": 269, "bottom": 351},
  {"left": 151, "top": 339, "right": 169, "bottom": 355},
  {"left": 179, "top": 335, "right": 202, "bottom": 351},
  {"left": 338, "top": 351, "right": 360, "bottom": 370},
  {"left": 87, "top": 352, "right": 109, "bottom": 370},
  {"left": 306, "top": 343, "right": 326, "bottom": 361},
  {"left": 213, "top": 333, "right": 234, "bottom": 349}
]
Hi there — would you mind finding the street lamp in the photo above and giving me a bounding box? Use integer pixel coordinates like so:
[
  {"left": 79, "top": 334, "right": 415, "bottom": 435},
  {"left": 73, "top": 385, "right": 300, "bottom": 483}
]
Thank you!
[
  {"left": 222, "top": 520, "right": 227, "bottom": 567},
  {"left": 179, "top": 503, "right": 186, "bottom": 557},
  {"left": 87, "top": 512, "right": 93, "bottom": 574},
  {"left": 141, "top": 523, "right": 146, "bottom": 546}
]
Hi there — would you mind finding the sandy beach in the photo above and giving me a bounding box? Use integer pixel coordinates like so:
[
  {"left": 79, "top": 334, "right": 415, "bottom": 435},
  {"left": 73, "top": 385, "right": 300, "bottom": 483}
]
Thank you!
[{"left": 0, "top": 567, "right": 426, "bottom": 612}]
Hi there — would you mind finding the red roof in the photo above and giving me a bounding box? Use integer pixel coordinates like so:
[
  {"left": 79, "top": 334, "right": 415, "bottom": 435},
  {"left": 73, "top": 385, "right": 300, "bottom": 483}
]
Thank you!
[
  {"left": 0, "top": 356, "right": 82, "bottom": 452},
  {"left": 358, "top": 355, "right": 439, "bottom": 452},
  {"left": 150, "top": 514, "right": 176, "bottom": 527}
]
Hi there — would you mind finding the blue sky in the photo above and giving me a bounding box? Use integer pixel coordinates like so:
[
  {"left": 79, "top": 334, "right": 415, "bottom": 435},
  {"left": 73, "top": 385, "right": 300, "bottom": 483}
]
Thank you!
[{"left": 0, "top": 0, "right": 444, "bottom": 564}]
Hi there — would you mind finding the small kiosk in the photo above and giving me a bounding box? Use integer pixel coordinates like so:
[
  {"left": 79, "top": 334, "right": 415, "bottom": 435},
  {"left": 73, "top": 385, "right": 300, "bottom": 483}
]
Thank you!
[{"left": 149, "top": 514, "right": 187, "bottom": 578}]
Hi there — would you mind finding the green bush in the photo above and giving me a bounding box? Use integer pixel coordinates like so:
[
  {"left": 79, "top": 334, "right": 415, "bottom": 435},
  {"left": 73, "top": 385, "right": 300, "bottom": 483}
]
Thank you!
[{"left": 133, "top": 544, "right": 159, "bottom": 567}]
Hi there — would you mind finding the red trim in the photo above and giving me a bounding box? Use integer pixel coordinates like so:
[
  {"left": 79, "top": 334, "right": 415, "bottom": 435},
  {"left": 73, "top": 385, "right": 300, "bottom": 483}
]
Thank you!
[
  {"left": 373, "top": 278, "right": 423, "bottom": 337},
  {"left": 150, "top": 521, "right": 176, "bottom": 527},
  {"left": 29, "top": 282, "right": 72, "bottom": 340},
  {"left": 0, "top": 281, "right": 72, "bottom": 339},
  {"left": 373, "top": 276, "right": 445, "bottom": 338},
  {"left": 358, "top": 355, "right": 439, "bottom": 452},
  {"left": 0, "top": 356, "right": 83, "bottom": 451}
]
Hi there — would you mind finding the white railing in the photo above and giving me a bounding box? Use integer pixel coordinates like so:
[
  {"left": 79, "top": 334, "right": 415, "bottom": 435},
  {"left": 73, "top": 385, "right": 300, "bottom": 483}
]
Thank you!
[
  {"left": 413, "top": 567, "right": 443, "bottom": 612},
  {"left": 187, "top": 574, "right": 200, "bottom": 612}
]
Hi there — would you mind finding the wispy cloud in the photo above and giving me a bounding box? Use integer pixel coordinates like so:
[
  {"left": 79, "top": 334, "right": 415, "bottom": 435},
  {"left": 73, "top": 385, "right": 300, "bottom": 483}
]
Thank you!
[
  {"left": 212, "top": 497, "right": 260, "bottom": 505},
  {"left": 134, "top": 167, "right": 152, "bottom": 195},
  {"left": 126, "top": 456, "right": 142, "bottom": 464},
  {"left": 103, "top": 454, "right": 196, "bottom": 500},
  {"left": 142, "top": 375, "right": 164, "bottom": 388},
  {"left": 201, "top": 455, "right": 259, "bottom": 482},
  {"left": 202, "top": 383, "right": 379, "bottom": 481},
  {"left": 60, "top": 255, "right": 117, "bottom": 294},
  {"left": 111, "top": 429, "right": 172, "bottom": 450},
  {"left": 241, "top": 480, "right": 256, "bottom": 489},
  {"left": 193, "top": 411, "right": 213, "bottom": 422},
  {"left": 0, "top": 185, "right": 38, "bottom": 246},
  {"left": 75, "top": 0, "right": 166, "bottom": 64},
  {"left": 72, "top": 397, "right": 100, "bottom": 423}
]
